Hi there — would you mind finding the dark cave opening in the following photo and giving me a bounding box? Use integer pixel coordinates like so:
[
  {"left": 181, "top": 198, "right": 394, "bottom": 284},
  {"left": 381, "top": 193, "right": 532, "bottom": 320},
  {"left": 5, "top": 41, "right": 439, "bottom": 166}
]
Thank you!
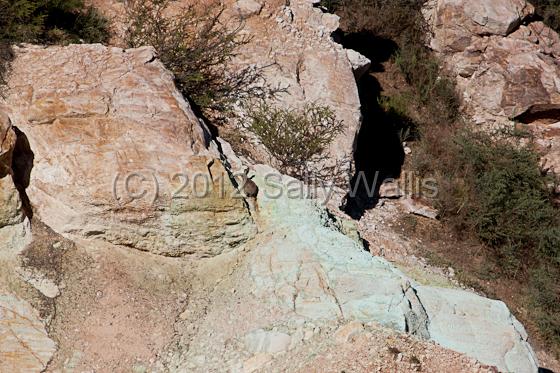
[
  {"left": 11, "top": 126, "right": 35, "bottom": 219},
  {"left": 336, "top": 31, "right": 408, "bottom": 219}
]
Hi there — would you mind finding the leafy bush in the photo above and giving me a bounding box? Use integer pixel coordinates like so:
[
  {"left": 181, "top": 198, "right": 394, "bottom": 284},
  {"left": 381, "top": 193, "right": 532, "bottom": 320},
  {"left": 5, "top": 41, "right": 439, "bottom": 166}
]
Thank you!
[
  {"left": 249, "top": 102, "right": 344, "bottom": 177},
  {"left": 436, "top": 130, "right": 559, "bottom": 266},
  {"left": 530, "top": 265, "right": 560, "bottom": 348},
  {"left": 125, "top": 0, "right": 270, "bottom": 115}
]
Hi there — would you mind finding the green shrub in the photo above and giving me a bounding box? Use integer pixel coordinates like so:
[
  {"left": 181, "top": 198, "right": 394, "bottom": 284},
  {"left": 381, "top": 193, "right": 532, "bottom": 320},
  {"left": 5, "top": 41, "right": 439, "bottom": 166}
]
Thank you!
[
  {"left": 422, "top": 128, "right": 560, "bottom": 269},
  {"left": 530, "top": 265, "right": 560, "bottom": 348},
  {"left": 394, "top": 40, "right": 459, "bottom": 124},
  {"left": 125, "top": 0, "right": 270, "bottom": 115},
  {"left": 248, "top": 102, "right": 344, "bottom": 177},
  {"left": 0, "top": 0, "right": 109, "bottom": 44},
  {"left": 0, "top": 0, "right": 110, "bottom": 92}
]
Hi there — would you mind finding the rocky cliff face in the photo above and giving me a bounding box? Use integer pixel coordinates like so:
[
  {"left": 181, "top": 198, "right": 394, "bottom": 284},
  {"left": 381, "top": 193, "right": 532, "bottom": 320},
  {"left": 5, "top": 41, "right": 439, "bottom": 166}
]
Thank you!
[
  {"left": 93, "top": 0, "right": 364, "bottom": 177},
  {"left": 0, "top": 0, "right": 550, "bottom": 372},
  {"left": 426, "top": 0, "right": 560, "bottom": 177}
]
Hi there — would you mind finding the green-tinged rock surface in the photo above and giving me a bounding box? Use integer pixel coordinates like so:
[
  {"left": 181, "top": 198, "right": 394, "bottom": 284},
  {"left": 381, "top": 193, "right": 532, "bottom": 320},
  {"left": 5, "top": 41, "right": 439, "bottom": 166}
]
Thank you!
[{"left": 241, "top": 164, "right": 538, "bottom": 373}]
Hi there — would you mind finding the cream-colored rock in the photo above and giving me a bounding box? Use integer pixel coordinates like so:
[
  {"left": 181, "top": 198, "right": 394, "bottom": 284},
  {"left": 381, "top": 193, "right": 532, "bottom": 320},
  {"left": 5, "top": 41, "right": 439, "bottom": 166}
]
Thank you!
[
  {"left": 235, "top": 0, "right": 361, "bottom": 175},
  {"left": 0, "top": 294, "right": 57, "bottom": 373},
  {"left": 0, "top": 112, "right": 23, "bottom": 229},
  {"left": 3, "top": 44, "right": 255, "bottom": 257},
  {"left": 427, "top": 0, "right": 560, "bottom": 178},
  {"left": 92, "top": 0, "right": 362, "bottom": 180},
  {"left": 334, "top": 321, "right": 364, "bottom": 344},
  {"left": 346, "top": 49, "right": 371, "bottom": 80},
  {"left": 428, "top": 0, "right": 534, "bottom": 52},
  {"left": 233, "top": 0, "right": 264, "bottom": 18},
  {"left": 16, "top": 266, "right": 60, "bottom": 298}
]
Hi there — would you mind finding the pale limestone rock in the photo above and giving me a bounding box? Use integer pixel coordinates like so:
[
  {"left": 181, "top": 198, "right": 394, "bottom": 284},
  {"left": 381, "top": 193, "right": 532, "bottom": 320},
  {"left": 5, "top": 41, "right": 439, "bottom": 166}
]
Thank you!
[
  {"left": 0, "top": 294, "right": 57, "bottom": 372},
  {"left": 401, "top": 198, "right": 439, "bottom": 220},
  {"left": 16, "top": 266, "right": 60, "bottom": 298},
  {"left": 334, "top": 321, "right": 364, "bottom": 344},
  {"left": 3, "top": 44, "right": 255, "bottom": 257},
  {"left": 233, "top": 0, "right": 264, "bottom": 18},
  {"left": 416, "top": 286, "right": 539, "bottom": 372},
  {"left": 242, "top": 353, "right": 272, "bottom": 373},
  {"left": 346, "top": 49, "right": 371, "bottom": 80},
  {"left": 428, "top": 0, "right": 534, "bottom": 53},
  {"left": 379, "top": 179, "right": 404, "bottom": 199},
  {"left": 244, "top": 329, "right": 292, "bottom": 354}
]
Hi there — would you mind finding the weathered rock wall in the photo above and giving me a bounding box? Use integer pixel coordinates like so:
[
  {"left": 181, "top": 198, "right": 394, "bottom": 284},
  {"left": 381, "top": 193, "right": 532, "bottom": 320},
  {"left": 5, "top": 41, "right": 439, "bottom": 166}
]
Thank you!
[
  {"left": 2, "top": 44, "right": 255, "bottom": 257},
  {"left": 426, "top": 0, "right": 560, "bottom": 177},
  {"left": 92, "top": 0, "right": 364, "bottom": 178}
]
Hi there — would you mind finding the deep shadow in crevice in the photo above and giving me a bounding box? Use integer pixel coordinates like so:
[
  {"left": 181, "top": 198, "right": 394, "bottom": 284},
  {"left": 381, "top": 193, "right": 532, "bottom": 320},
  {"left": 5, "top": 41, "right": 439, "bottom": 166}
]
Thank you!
[
  {"left": 11, "top": 127, "right": 34, "bottom": 219},
  {"left": 334, "top": 30, "right": 398, "bottom": 72},
  {"left": 337, "top": 31, "right": 410, "bottom": 219}
]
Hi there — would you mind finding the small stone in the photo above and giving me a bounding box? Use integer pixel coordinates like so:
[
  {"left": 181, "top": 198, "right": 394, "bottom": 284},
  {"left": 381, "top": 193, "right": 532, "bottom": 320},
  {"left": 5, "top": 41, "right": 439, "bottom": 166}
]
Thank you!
[{"left": 334, "top": 321, "right": 364, "bottom": 344}]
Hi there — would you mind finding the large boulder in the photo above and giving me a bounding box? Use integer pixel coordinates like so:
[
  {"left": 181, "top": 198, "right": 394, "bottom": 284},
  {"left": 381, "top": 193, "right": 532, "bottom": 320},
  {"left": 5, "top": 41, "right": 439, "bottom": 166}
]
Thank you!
[
  {"left": 2, "top": 44, "right": 255, "bottom": 257},
  {"left": 426, "top": 0, "right": 558, "bottom": 122},
  {"left": 417, "top": 286, "right": 539, "bottom": 373}
]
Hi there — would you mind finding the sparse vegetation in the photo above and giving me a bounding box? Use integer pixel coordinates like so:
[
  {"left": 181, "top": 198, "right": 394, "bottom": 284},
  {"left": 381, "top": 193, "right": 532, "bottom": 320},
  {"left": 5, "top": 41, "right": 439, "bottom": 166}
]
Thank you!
[
  {"left": 0, "top": 0, "right": 110, "bottom": 92},
  {"left": 420, "top": 128, "right": 559, "bottom": 269},
  {"left": 394, "top": 43, "right": 459, "bottom": 124},
  {"left": 125, "top": 0, "right": 270, "bottom": 116},
  {"left": 331, "top": 0, "right": 426, "bottom": 41},
  {"left": 0, "top": 0, "right": 109, "bottom": 44},
  {"left": 248, "top": 102, "right": 344, "bottom": 178}
]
